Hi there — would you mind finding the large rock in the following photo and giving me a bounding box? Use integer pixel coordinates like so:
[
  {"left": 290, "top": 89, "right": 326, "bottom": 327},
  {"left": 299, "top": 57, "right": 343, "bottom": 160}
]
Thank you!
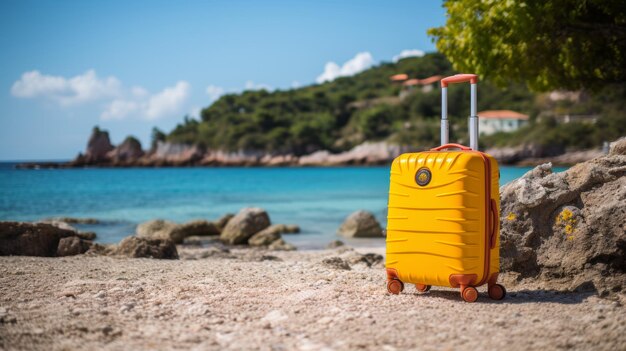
[
  {"left": 215, "top": 214, "right": 234, "bottom": 232},
  {"left": 337, "top": 211, "right": 383, "bottom": 238},
  {"left": 277, "top": 224, "right": 300, "bottom": 234},
  {"left": 113, "top": 236, "right": 178, "bottom": 259},
  {"left": 84, "top": 127, "right": 114, "bottom": 163},
  {"left": 248, "top": 225, "right": 282, "bottom": 246},
  {"left": 37, "top": 219, "right": 97, "bottom": 240},
  {"left": 108, "top": 136, "right": 145, "bottom": 162},
  {"left": 0, "top": 222, "right": 87, "bottom": 257},
  {"left": 268, "top": 238, "right": 296, "bottom": 251},
  {"left": 136, "top": 220, "right": 186, "bottom": 244},
  {"left": 57, "top": 236, "right": 92, "bottom": 256},
  {"left": 220, "top": 208, "right": 271, "bottom": 245},
  {"left": 179, "top": 220, "right": 221, "bottom": 237},
  {"left": 500, "top": 139, "right": 626, "bottom": 295}
]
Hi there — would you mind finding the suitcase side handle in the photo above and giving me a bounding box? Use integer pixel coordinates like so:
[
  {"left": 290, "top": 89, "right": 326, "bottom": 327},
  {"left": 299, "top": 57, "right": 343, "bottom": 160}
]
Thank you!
[
  {"left": 430, "top": 143, "right": 472, "bottom": 151},
  {"left": 440, "top": 74, "right": 479, "bottom": 151},
  {"left": 489, "top": 199, "right": 498, "bottom": 249}
]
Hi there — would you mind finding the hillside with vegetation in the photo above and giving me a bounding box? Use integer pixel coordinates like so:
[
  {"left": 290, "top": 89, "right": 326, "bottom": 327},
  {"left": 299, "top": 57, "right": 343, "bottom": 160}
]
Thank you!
[{"left": 163, "top": 52, "right": 624, "bottom": 156}]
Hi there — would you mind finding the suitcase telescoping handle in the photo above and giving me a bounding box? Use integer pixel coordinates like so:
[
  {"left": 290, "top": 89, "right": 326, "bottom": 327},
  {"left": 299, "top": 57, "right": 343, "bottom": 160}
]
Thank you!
[{"left": 439, "top": 74, "right": 479, "bottom": 151}]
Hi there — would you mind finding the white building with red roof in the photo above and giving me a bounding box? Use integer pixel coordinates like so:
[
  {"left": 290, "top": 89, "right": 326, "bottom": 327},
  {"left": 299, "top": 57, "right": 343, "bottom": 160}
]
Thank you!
[{"left": 478, "top": 110, "right": 529, "bottom": 135}]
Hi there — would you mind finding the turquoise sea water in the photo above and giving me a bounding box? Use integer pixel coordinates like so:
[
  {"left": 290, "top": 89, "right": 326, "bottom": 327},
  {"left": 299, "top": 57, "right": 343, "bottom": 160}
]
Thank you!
[{"left": 0, "top": 163, "right": 563, "bottom": 248}]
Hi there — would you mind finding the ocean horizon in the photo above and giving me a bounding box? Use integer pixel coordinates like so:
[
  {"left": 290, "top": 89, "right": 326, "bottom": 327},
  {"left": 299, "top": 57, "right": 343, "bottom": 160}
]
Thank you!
[{"left": 0, "top": 163, "right": 565, "bottom": 248}]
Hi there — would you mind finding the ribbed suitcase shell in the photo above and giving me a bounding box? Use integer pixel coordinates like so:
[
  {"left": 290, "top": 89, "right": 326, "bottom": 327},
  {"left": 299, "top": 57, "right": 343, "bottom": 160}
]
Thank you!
[{"left": 385, "top": 150, "right": 500, "bottom": 289}]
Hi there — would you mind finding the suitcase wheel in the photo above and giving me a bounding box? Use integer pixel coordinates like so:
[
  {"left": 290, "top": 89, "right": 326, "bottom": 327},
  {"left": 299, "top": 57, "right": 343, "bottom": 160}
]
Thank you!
[
  {"left": 488, "top": 284, "right": 506, "bottom": 300},
  {"left": 461, "top": 286, "right": 479, "bottom": 303},
  {"left": 415, "top": 284, "right": 431, "bottom": 293},
  {"left": 387, "top": 279, "right": 404, "bottom": 295}
]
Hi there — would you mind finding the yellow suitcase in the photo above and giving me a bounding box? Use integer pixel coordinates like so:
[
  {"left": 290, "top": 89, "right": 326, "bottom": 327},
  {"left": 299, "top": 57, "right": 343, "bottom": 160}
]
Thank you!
[{"left": 385, "top": 74, "right": 505, "bottom": 302}]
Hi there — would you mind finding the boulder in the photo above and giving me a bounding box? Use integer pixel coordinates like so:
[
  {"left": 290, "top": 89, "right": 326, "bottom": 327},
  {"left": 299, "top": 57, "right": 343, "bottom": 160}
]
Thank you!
[
  {"left": 337, "top": 211, "right": 383, "bottom": 238},
  {"left": 113, "top": 236, "right": 178, "bottom": 259},
  {"left": 57, "top": 236, "right": 92, "bottom": 256},
  {"left": 610, "top": 137, "right": 626, "bottom": 156},
  {"left": 215, "top": 214, "right": 235, "bottom": 231},
  {"left": 281, "top": 224, "right": 300, "bottom": 234},
  {"left": 37, "top": 220, "right": 78, "bottom": 232},
  {"left": 220, "top": 208, "right": 271, "bottom": 245},
  {"left": 136, "top": 220, "right": 186, "bottom": 244},
  {"left": 500, "top": 140, "right": 626, "bottom": 295},
  {"left": 248, "top": 226, "right": 282, "bottom": 246},
  {"left": 76, "top": 231, "right": 97, "bottom": 240},
  {"left": 268, "top": 238, "right": 296, "bottom": 251},
  {"left": 0, "top": 221, "right": 79, "bottom": 257},
  {"left": 179, "top": 220, "right": 221, "bottom": 237},
  {"left": 37, "top": 220, "right": 97, "bottom": 240}
]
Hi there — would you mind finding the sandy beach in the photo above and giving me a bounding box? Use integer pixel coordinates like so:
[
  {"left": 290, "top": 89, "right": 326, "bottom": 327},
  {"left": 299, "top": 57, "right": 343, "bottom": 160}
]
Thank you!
[{"left": 1, "top": 245, "right": 624, "bottom": 351}]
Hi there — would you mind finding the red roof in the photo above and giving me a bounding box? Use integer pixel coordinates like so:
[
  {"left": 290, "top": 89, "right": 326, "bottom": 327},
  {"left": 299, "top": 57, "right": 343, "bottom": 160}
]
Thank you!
[
  {"left": 418, "top": 75, "right": 442, "bottom": 85},
  {"left": 390, "top": 74, "right": 408, "bottom": 82},
  {"left": 478, "top": 110, "right": 529, "bottom": 120},
  {"left": 403, "top": 79, "right": 419, "bottom": 86}
]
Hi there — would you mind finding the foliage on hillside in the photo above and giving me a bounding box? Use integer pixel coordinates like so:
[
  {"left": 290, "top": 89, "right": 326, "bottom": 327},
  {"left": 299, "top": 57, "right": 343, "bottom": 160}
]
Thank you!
[
  {"left": 165, "top": 53, "right": 624, "bottom": 154},
  {"left": 482, "top": 84, "right": 626, "bottom": 150}
]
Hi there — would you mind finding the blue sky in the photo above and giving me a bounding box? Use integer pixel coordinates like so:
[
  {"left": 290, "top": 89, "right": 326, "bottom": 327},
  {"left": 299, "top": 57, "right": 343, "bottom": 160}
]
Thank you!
[{"left": 0, "top": 0, "right": 446, "bottom": 160}]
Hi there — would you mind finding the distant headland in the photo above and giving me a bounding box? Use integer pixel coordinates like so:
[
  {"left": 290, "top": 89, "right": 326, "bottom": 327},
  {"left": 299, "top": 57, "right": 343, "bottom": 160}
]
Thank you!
[
  {"left": 17, "top": 53, "right": 622, "bottom": 168},
  {"left": 16, "top": 126, "right": 604, "bottom": 169}
]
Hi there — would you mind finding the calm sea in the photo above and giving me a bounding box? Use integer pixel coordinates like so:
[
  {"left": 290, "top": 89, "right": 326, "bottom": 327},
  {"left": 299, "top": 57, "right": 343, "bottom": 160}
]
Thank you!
[{"left": 0, "top": 163, "right": 563, "bottom": 248}]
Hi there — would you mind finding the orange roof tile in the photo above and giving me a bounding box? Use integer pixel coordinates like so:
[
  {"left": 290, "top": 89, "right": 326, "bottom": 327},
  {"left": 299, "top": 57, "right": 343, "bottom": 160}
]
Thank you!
[
  {"left": 478, "top": 110, "right": 529, "bottom": 120},
  {"left": 390, "top": 74, "right": 408, "bottom": 82},
  {"left": 418, "top": 75, "right": 442, "bottom": 85},
  {"left": 403, "top": 78, "right": 419, "bottom": 86}
]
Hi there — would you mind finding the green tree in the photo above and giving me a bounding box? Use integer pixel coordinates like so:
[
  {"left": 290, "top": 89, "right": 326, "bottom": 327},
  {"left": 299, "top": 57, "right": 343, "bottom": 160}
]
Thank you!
[
  {"left": 150, "top": 127, "right": 166, "bottom": 150},
  {"left": 428, "top": 0, "right": 626, "bottom": 91}
]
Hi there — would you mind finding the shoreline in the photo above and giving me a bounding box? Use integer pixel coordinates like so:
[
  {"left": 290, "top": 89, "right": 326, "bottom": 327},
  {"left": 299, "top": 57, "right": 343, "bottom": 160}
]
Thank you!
[
  {"left": 10, "top": 128, "right": 606, "bottom": 169},
  {"left": 12, "top": 150, "right": 598, "bottom": 170}
]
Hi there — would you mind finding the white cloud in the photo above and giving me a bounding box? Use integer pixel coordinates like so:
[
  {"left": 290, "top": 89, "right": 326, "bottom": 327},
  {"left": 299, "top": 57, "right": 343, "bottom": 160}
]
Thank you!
[
  {"left": 291, "top": 80, "right": 301, "bottom": 89},
  {"left": 12, "top": 69, "right": 191, "bottom": 121},
  {"left": 392, "top": 49, "right": 425, "bottom": 63},
  {"left": 316, "top": 52, "right": 374, "bottom": 83},
  {"left": 100, "top": 99, "right": 139, "bottom": 121},
  {"left": 11, "top": 70, "right": 121, "bottom": 105},
  {"left": 131, "top": 86, "right": 148, "bottom": 98},
  {"left": 145, "top": 81, "right": 190, "bottom": 120},
  {"left": 100, "top": 81, "right": 191, "bottom": 121},
  {"left": 206, "top": 85, "right": 225, "bottom": 101},
  {"left": 244, "top": 80, "right": 272, "bottom": 91}
]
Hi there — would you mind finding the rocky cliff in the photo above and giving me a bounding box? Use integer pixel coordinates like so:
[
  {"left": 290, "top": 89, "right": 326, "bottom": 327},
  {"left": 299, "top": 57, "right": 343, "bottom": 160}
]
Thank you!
[
  {"left": 500, "top": 138, "right": 626, "bottom": 296},
  {"left": 18, "top": 127, "right": 614, "bottom": 168}
]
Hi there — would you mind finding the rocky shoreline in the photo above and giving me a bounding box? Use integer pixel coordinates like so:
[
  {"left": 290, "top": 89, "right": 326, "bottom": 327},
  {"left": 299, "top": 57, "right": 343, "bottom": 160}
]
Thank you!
[
  {"left": 1, "top": 140, "right": 625, "bottom": 350},
  {"left": 4, "top": 139, "right": 625, "bottom": 295},
  {"left": 15, "top": 127, "right": 608, "bottom": 169}
]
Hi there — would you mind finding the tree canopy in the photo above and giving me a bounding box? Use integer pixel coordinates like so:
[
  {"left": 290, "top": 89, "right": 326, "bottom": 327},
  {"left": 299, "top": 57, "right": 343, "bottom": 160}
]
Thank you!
[{"left": 428, "top": 0, "right": 626, "bottom": 91}]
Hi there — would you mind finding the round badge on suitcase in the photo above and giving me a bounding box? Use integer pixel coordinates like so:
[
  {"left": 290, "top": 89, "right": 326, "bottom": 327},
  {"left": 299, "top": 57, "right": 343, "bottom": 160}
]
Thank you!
[{"left": 415, "top": 168, "right": 431, "bottom": 186}]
